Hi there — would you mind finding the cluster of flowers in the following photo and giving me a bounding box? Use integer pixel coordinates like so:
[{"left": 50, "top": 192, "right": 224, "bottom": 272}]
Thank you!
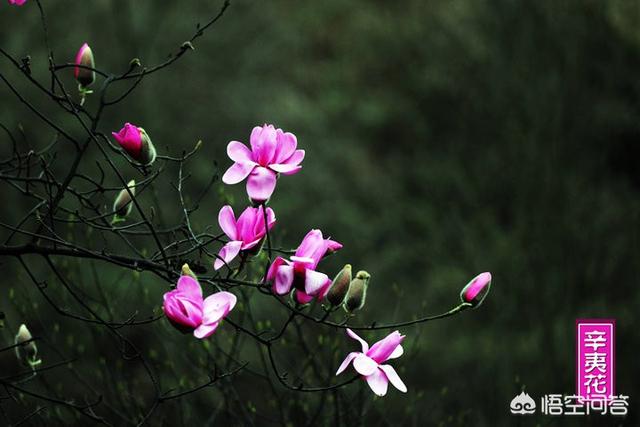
[{"left": 7, "top": 6, "right": 493, "bottom": 396}]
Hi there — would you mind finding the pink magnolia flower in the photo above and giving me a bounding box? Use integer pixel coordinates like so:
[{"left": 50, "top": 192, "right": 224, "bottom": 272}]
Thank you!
[
  {"left": 222, "top": 124, "right": 305, "bottom": 204},
  {"left": 460, "top": 271, "right": 492, "bottom": 308},
  {"left": 162, "top": 275, "right": 236, "bottom": 339},
  {"left": 336, "top": 329, "right": 407, "bottom": 396},
  {"left": 8, "top": 0, "right": 27, "bottom": 5},
  {"left": 214, "top": 205, "right": 276, "bottom": 270},
  {"left": 74, "top": 43, "right": 95, "bottom": 87},
  {"left": 112, "top": 123, "right": 157, "bottom": 165},
  {"left": 266, "top": 229, "right": 342, "bottom": 303}
]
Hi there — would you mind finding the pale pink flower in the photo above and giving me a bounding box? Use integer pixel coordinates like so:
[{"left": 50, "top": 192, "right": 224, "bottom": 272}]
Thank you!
[
  {"left": 162, "top": 275, "right": 236, "bottom": 339},
  {"left": 336, "top": 329, "right": 407, "bottom": 396},
  {"left": 8, "top": 0, "right": 27, "bottom": 6},
  {"left": 222, "top": 124, "right": 305, "bottom": 203},
  {"left": 460, "top": 271, "right": 491, "bottom": 307},
  {"left": 266, "top": 229, "right": 342, "bottom": 303},
  {"left": 214, "top": 205, "right": 276, "bottom": 270}
]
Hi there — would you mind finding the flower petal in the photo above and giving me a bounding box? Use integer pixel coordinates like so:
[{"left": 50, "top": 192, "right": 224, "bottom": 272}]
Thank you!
[
  {"left": 250, "top": 125, "right": 277, "bottom": 165},
  {"left": 294, "top": 229, "right": 324, "bottom": 259},
  {"left": 294, "top": 290, "right": 314, "bottom": 304},
  {"left": 176, "top": 275, "right": 202, "bottom": 300},
  {"left": 266, "top": 257, "right": 287, "bottom": 283},
  {"left": 222, "top": 162, "right": 255, "bottom": 185},
  {"left": 227, "top": 141, "right": 254, "bottom": 164},
  {"left": 379, "top": 365, "right": 407, "bottom": 393},
  {"left": 193, "top": 321, "right": 219, "bottom": 339},
  {"left": 365, "top": 368, "right": 389, "bottom": 397},
  {"left": 367, "top": 331, "right": 405, "bottom": 364},
  {"left": 335, "top": 352, "right": 359, "bottom": 375},
  {"left": 304, "top": 269, "right": 330, "bottom": 296},
  {"left": 218, "top": 205, "right": 238, "bottom": 240},
  {"left": 388, "top": 344, "right": 404, "bottom": 359},
  {"left": 274, "top": 265, "right": 294, "bottom": 295},
  {"left": 346, "top": 328, "right": 369, "bottom": 353},
  {"left": 246, "top": 166, "right": 277, "bottom": 203},
  {"left": 214, "top": 241, "right": 242, "bottom": 270},
  {"left": 269, "top": 163, "right": 302, "bottom": 174},
  {"left": 202, "top": 291, "right": 237, "bottom": 324},
  {"left": 353, "top": 354, "right": 378, "bottom": 376}
]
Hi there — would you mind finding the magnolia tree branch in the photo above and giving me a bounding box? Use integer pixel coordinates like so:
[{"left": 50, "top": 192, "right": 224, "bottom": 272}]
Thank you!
[{"left": 0, "top": 0, "right": 490, "bottom": 425}]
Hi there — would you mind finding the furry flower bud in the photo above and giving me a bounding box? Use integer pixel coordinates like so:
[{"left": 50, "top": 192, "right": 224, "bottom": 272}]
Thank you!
[
  {"left": 74, "top": 43, "right": 95, "bottom": 87},
  {"left": 14, "top": 324, "right": 40, "bottom": 367},
  {"left": 326, "top": 264, "right": 352, "bottom": 306},
  {"left": 344, "top": 270, "right": 370, "bottom": 313},
  {"left": 112, "top": 180, "right": 135, "bottom": 222}
]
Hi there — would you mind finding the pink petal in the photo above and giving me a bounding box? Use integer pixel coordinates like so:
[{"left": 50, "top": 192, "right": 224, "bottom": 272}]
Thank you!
[
  {"left": 353, "top": 354, "right": 378, "bottom": 376},
  {"left": 246, "top": 166, "right": 277, "bottom": 203},
  {"left": 388, "top": 345, "right": 404, "bottom": 359},
  {"left": 367, "top": 331, "right": 405, "bottom": 364},
  {"left": 218, "top": 205, "right": 238, "bottom": 240},
  {"left": 250, "top": 125, "right": 278, "bottom": 165},
  {"left": 274, "top": 265, "right": 294, "bottom": 295},
  {"left": 346, "top": 328, "right": 369, "bottom": 353},
  {"left": 335, "top": 352, "right": 358, "bottom": 375},
  {"left": 266, "top": 257, "right": 287, "bottom": 283},
  {"left": 74, "top": 43, "right": 90, "bottom": 77},
  {"left": 273, "top": 131, "right": 297, "bottom": 163},
  {"left": 163, "top": 296, "right": 202, "bottom": 328},
  {"left": 304, "top": 269, "right": 330, "bottom": 296},
  {"left": 280, "top": 149, "right": 305, "bottom": 168},
  {"left": 269, "top": 163, "right": 302, "bottom": 174},
  {"left": 294, "top": 229, "right": 324, "bottom": 259},
  {"left": 294, "top": 290, "right": 314, "bottom": 304},
  {"left": 193, "top": 321, "right": 219, "bottom": 339},
  {"left": 365, "top": 368, "right": 389, "bottom": 397},
  {"left": 176, "top": 275, "right": 203, "bottom": 300},
  {"left": 379, "top": 365, "right": 407, "bottom": 393},
  {"left": 214, "top": 241, "right": 242, "bottom": 270},
  {"left": 325, "top": 239, "right": 343, "bottom": 254},
  {"left": 227, "top": 141, "right": 254, "bottom": 164},
  {"left": 202, "top": 291, "right": 237, "bottom": 324},
  {"left": 222, "top": 162, "right": 255, "bottom": 185}
]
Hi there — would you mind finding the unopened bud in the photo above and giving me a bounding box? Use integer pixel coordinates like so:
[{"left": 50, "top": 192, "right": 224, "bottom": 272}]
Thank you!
[
  {"left": 326, "top": 264, "right": 352, "bottom": 306},
  {"left": 344, "top": 270, "right": 370, "bottom": 313},
  {"left": 74, "top": 43, "right": 95, "bottom": 87},
  {"left": 181, "top": 263, "right": 198, "bottom": 280},
  {"left": 113, "top": 180, "right": 135, "bottom": 222},
  {"left": 14, "top": 324, "right": 40, "bottom": 367},
  {"left": 460, "top": 272, "right": 491, "bottom": 308},
  {"left": 138, "top": 127, "right": 157, "bottom": 166}
]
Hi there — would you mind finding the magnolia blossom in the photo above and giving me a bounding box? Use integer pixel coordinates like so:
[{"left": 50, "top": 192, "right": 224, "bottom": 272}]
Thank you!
[
  {"left": 8, "top": 0, "right": 27, "bottom": 6},
  {"left": 215, "top": 205, "right": 276, "bottom": 270},
  {"left": 74, "top": 43, "right": 95, "bottom": 87},
  {"left": 222, "top": 124, "right": 305, "bottom": 203},
  {"left": 162, "top": 275, "right": 236, "bottom": 339},
  {"left": 460, "top": 271, "right": 492, "bottom": 308},
  {"left": 112, "top": 123, "right": 156, "bottom": 165},
  {"left": 336, "top": 329, "right": 407, "bottom": 396},
  {"left": 267, "top": 229, "right": 342, "bottom": 303}
]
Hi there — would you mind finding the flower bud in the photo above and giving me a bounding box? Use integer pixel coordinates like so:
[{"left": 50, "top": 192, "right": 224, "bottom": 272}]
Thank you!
[
  {"left": 14, "top": 324, "right": 40, "bottom": 367},
  {"left": 112, "top": 180, "right": 135, "bottom": 222},
  {"left": 344, "top": 270, "right": 370, "bottom": 313},
  {"left": 460, "top": 272, "right": 491, "bottom": 308},
  {"left": 326, "top": 264, "right": 352, "bottom": 307},
  {"left": 112, "top": 123, "right": 157, "bottom": 166},
  {"left": 181, "top": 263, "right": 198, "bottom": 280},
  {"left": 74, "top": 43, "right": 95, "bottom": 87}
]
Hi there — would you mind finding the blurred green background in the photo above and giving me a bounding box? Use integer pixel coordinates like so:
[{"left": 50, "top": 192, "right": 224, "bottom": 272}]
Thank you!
[{"left": 1, "top": 0, "right": 639, "bottom": 425}]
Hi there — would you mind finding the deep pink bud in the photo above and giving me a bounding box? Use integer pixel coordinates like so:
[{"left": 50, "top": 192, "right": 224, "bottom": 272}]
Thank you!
[
  {"left": 74, "top": 43, "right": 95, "bottom": 87},
  {"left": 460, "top": 272, "right": 492, "bottom": 308},
  {"left": 8, "top": 0, "right": 27, "bottom": 6},
  {"left": 112, "top": 123, "right": 156, "bottom": 165}
]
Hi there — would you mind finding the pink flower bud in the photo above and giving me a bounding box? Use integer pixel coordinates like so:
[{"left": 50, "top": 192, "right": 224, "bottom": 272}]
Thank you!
[
  {"left": 460, "top": 272, "right": 491, "bottom": 308},
  {"left": 8, "top": 0, "right": 27, "bottom": 6},
  {"left": 111, "top": 123, "right": 157, "bottom": 166},
  {"left": 74, "top": 43, "right": 95, "bottom": 87}
]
